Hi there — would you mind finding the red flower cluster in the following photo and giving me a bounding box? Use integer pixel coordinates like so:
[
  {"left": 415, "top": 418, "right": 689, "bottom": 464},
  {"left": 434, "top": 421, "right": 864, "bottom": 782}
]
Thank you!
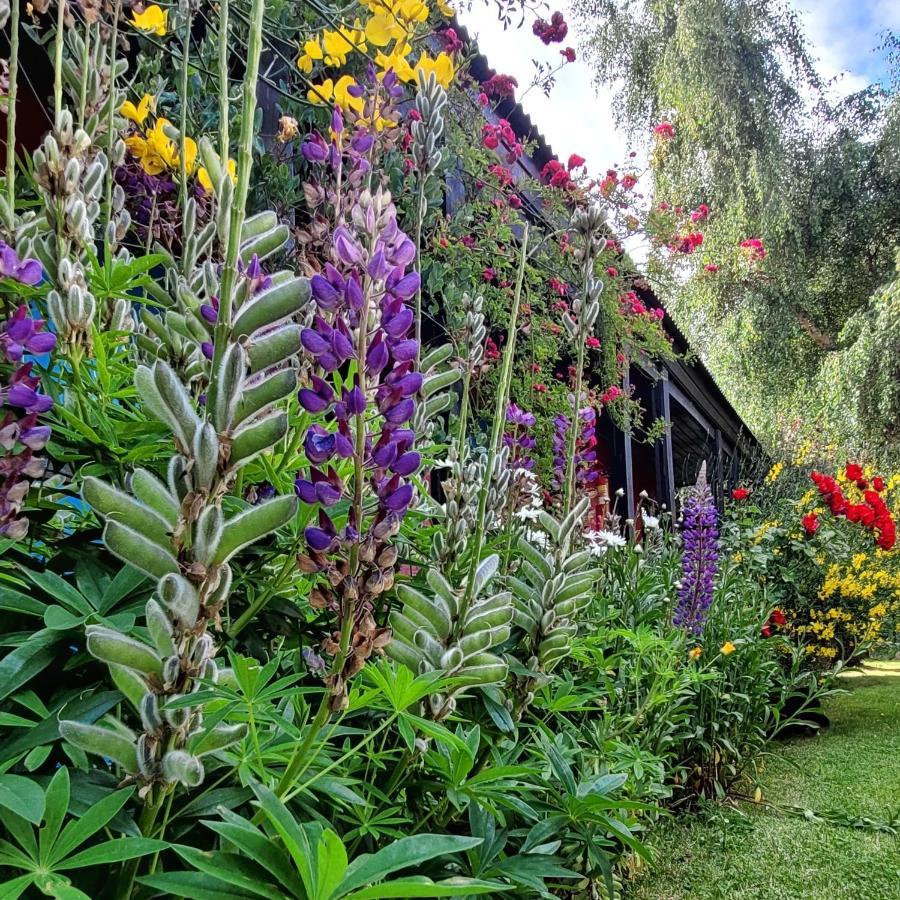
[
  {"left": 704, "top": 263, "right": 719, "bottom": 273},
  {"left": 732, "top": 487, "right": 750, "bottom": 500},
  {"left": 548, "top": 277, "right": 568, "bottom": 296},
  {"left": 654, "top": 122, "right": 675, "bottom": 140},
  {"left": 437, "top": 27, "right": 463, "bottom": 55},
  {"left": 621, "top": 173, "right": 638, "bottom": 190},
  {"left": 540, "top": 159, "right": 576, "bottom": 191},
  {"left": 761, "top": 607, "right": 786, "bottom": 638},
  {"left": 601, "top": 385, "right": 623, "bottom": 404},
  {"left": 567, "top": 153, "right": 586, "bottom": 170},
  {"left": 561, "top": 47, "right": 576, "bottom": 63},
  {"left": 483, "top": 74, "right": 518, "bottom": 99},
  {"left": 488, "top": 163, "right": 513, "bottom": 187},
  {"left": 691, "top": 203, "right": 709, "bottom": 222},
  {"left": 482, "top": 118, "right": 522, "bottom": 161},
  {"left": 672, "top": 232, "right": 704, "bottom": 254},
  {"left": 740, "top": 237, "right": 766, "bottom": 261},
  {"left": 810, "top": 466, "right": 896, "bottom": 550},
  {"left": 532, "top": 11, "right": 568, "bottom": 44},
  {"left": 802, "top": 512, "right": 819, "bottom": 535}
]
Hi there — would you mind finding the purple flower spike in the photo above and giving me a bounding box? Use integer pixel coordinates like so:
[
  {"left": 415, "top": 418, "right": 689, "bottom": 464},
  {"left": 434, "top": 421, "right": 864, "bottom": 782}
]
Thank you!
[
  {"left": 390, "top": 272, "right": 420, "bottom": 299},
  {"left": 674, "top": 464, "right": 719, "bottom": 635},
  {"left": 331, "top": 107, "right": 344, "bottom": 135},
  {"left": 372, "top": 439, "right": 398, "bottom": 469},
  {"left": 366, "top": 337, "right": 389, "bottom": 374},
  {"left": 311, "top": 274, "right": 342, "bottom": 309},
  {"left": 383, "top": 397, "right": 414, "bottom": 425},
  {"left": 301, "top": 327, "right": 331, "bottom": 355},
  {"left": 294, "top": 477, "right": 318, "bottom": 504},
  {"left": 345, "top": 385, "right": 366, "bottom": 415}
]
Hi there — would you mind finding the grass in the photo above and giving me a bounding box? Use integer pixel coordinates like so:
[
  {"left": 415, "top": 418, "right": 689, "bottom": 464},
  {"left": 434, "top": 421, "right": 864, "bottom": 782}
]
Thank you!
[{"left": 627, "top": 669, "right": 900, "bottom": 899}]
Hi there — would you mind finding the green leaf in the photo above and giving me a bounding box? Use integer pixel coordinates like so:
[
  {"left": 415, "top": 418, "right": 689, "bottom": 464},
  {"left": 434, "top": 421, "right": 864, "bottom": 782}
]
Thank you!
[
  {"left": 0, "top": 585, "right": 46, "bottom": 617},
  {"left": 0, "top": 775, "right": 45, "bottom": 824},
  {"left": 339, "top": 835, "right": 482, "bottom": 896},
  {"left": 60, "top": 837, "right": 168, "bottom": 869},
  {"left": 0, "top": 630, "right": 59, "bottom": 703},
  {"left": 138, "top": 871, "right": 253, "bottom": 899},
  {"left": 172, "top": 846, "right": 277, "bottom": 897},
  {"left": 49, "top": 787, "right": 134, "bottom": 865},
  {"left": 342, "top": 878, "right": 505, "bottom": 899},
  {"left": 0, "top": 874, "right": 35, "bottom": 900},
  {"left": 317, "top": 828, "right": 348, "bottom": 900},
  {"left": 40, "top": 766, "right": 71, "bottom": 860},
  {"left": 21, "top": 569, "right": 93, "bottom": 616}
]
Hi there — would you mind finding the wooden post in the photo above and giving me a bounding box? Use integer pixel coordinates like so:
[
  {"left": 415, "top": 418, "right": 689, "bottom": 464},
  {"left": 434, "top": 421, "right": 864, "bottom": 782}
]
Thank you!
[{"left": 652, "top": 378, "right": 676, "bottom": 513}]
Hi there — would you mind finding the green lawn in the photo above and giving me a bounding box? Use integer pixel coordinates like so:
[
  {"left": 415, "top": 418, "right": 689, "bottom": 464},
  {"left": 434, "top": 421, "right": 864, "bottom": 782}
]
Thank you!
[{"left": 628, "top": 672, "right": 900, "bottom": 899}]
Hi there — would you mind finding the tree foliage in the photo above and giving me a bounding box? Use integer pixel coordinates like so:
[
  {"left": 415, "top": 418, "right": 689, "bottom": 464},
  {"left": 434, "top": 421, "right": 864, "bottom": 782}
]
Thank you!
[{"left": 573, "top": 0, "right": 900, "bottom": 458}]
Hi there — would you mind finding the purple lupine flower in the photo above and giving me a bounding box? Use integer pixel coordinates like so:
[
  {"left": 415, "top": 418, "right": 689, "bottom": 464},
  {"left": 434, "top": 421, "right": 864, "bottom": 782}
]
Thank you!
[
  {"left": 0, "top": 243, "right": 43, "bottom": 286},
  {"left": 552, "top": 405, "right": 600, "bottom": 493},
  {"left": 0, "top": 310, "right": 54, "bottom": 540},
  {"left": 673, "top": 464, "right": 719, "bottom": 635},
  {"left": 504, "top": 403, "right": 537, "bottom": 471}
]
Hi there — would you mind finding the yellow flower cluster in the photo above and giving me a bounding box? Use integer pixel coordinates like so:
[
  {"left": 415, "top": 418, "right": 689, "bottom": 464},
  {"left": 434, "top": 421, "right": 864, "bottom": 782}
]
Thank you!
[
  {"left": 751, "top": 519, "right": 780, "bottom": 545},
  {"left": 299, "top": 0, "right": 456, "bottom": 120},
  {"left": 764, "top": 461, "right": 783, "bottom": 484},
  {"left": 121, "top": 95, "right": 236, "bottom": 192}
]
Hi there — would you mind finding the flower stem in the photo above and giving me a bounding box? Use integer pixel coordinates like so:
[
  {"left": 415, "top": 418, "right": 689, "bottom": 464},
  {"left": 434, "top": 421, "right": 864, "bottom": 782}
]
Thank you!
[
  {"left": 563, "top": 339, "right": 586, "bottom": 516},
  {"left": 460, "top": 225, "right": 528, "bottom": 616},
  {"left": 207, "top": 0, "right": 264, "bottom": 417},
  {"left": 218, "top": 0, "right": 230, "bottom": 161},
  {"left": 413, "top": 177, "right": 426, "bottom": 366},
  {"left": 54, "top": 0, "right": 65, "bottom": 128},
  {"left": 4, "top": 0, "right": 19, "bottom": 220}
]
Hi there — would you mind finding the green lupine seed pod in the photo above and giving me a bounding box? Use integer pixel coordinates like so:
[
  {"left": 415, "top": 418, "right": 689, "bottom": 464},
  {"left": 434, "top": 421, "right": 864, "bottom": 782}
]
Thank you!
[
  {"left": 86, "top": 625, "right": 163, "bottom": 676},
  {"left": 190, "top": 722, "right": 248, "bottom": 757},
  {"left": 59, "top": 721, "right": 139, "bottom": 773},
  {"left": 234, "top": 369, "right": 297, "bottom": 425},
  {"left": 161, "top": 750, "right": 204, "bottom": 787},
  {"left": 146, "top": 599, "right": 176, "bottom": 657},
  {"left": 229, "top": 410, "right": 288, "bottom": 467},
  {"left": 131, "top": 469, "right": 180, "bottom": 528},
  {"left": 211, "top": 494, "right": 297, "bottom": 566},
  {"left": 159, "top": 573, "right": 200, "bottom": 629},
  {"left": 82, "top": 477, "right": 172, "bottom": 548},
  {"left": 103, "top": 520, "right": 180, "bottom": 580},
  {"left": 231, "top": 277, "right": 311, "bottom": 340}
]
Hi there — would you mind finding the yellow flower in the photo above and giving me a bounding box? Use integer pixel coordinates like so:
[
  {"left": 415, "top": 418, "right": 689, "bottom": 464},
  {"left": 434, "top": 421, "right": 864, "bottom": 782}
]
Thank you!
[
  {"left": 131, "top": 4, "right": 167, "bottom": 36},
  {"left": 308, "top": 75, "right": 365, "bottom": 114},
  {"left": 412, "top": 50, "right": 454, "bottom": 89},
  {"left": 436, "top": 0, "right": 455, "bottom": 15},
  {"left": 688, "top": 646, "right": 702, "bottom": 660},
  {"left": 365, "top": 12, "right": 405, "bottom": 47},
  {"left": 720, "top": 641, "right": 736, "bottom": 656},
  {"left": 764, "top": 461, "right": 783, "bottom": 484},
  {"left": 197, "top": 158, "right": 237, "bottom": 193},
  {"left": 374, "top": 44, "right": 414, "bottom": 82},
  {"left": 120, "top": 94, "right": 155, "bottom": 126},
  {"left": 297, "top": 37, "right": 323, "bottom": 74}
]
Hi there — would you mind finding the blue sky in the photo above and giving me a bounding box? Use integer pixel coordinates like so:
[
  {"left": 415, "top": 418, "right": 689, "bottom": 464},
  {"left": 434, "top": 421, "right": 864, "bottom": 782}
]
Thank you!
[{"left": 458, "top": 0, "right": 899, "bottom": 171}]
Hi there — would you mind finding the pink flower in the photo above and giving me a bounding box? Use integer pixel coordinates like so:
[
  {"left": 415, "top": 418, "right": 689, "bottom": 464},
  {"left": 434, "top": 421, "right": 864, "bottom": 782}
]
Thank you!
[
  {"left": 621, "top": 173, "right": 638, "bottom": 189},
  {"left": 567, "top": 153, "right": 586, "bottom": 170},
  {"left": 606, "top": 266, "right": 618, "bottom": 278},
  {"left": 561, "top": 47, "right": 576, "bottom": 63},
  {"left": 532, "top": 11, "right": 568, "bottom": 44},
  {"left": 601, "top": 385, "right": 623, "bottom": 404},
  {"left": 654, "top": 122, "right": 675, "bottom": 140},
  {"left": 509, "top": 194, "right": 522, "bottom": 209},
  {"left": 691, "top": 203, "right": 709, "bottom": 222},
  {"left": 482, "top": 267, "right": 496, "bottom": 283},
  {"left": 437, "top": 27, "right": 463, "bottom": 55},
  {"left": 704, "top": 263, "right": 719, "bottom": 273},
  {"left": 740, "top": 237, "right": 766, "bottom": 261},
  {"left": 477, "top": 92, "right": 489, "bottom": 106},
  {"left": 586, "top": 336, "right": 600, "bottom": 349},
  {"left": 483, "top": 74, "right": 518, "bottom": 100}
]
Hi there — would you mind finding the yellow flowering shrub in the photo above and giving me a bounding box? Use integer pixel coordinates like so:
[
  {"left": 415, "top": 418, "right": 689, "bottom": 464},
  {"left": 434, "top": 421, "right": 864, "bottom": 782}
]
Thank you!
[{"left": 725, "top": 458, "right": 900, "bottom": 667}]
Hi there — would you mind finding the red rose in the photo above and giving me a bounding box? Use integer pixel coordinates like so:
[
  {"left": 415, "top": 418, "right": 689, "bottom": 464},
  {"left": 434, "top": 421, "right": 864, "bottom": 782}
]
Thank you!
[
  {"left": 845, "top": 462, "right": 863, "bottom": 482},
  {"left": 872, "top": 476, "right": 885, "bottom": 492},
  {"left": 770, "top": 608, "right": 786, "bottom": 627},
  {"left": 801, "top": 512, "right": 819, "bottom": 535},
  {"left": 732, "top": 487, "right": 750, "bottom": 501},
  {"left": 761, "top": 624, "right": 772, "bottom": 638}
]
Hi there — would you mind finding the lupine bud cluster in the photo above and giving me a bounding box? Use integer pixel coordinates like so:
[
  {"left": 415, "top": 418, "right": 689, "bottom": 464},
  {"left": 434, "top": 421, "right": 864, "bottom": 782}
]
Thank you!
[
  {"left": 674, "top": 463, "right": 719, "bottom": 634},
  {"left": 410, "top": 69, "right": 446, "bottom": 177},
  {"left": 0, "top": 306, "right": 56, "bottom": 539},
  {"left": 562, "top": 205, "right": 605, "bottom": 345},
  {"left": 60, "top": 181, "right": 307, "bottom": 788},
  {"left": 509, "top": 498, "right": 594, "bottom": 683}
]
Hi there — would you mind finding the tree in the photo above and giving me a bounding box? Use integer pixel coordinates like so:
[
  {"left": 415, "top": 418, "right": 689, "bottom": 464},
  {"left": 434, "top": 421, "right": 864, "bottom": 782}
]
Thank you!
[{"left": 572, "top": 0, "right": 900, "bottom": 456}]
